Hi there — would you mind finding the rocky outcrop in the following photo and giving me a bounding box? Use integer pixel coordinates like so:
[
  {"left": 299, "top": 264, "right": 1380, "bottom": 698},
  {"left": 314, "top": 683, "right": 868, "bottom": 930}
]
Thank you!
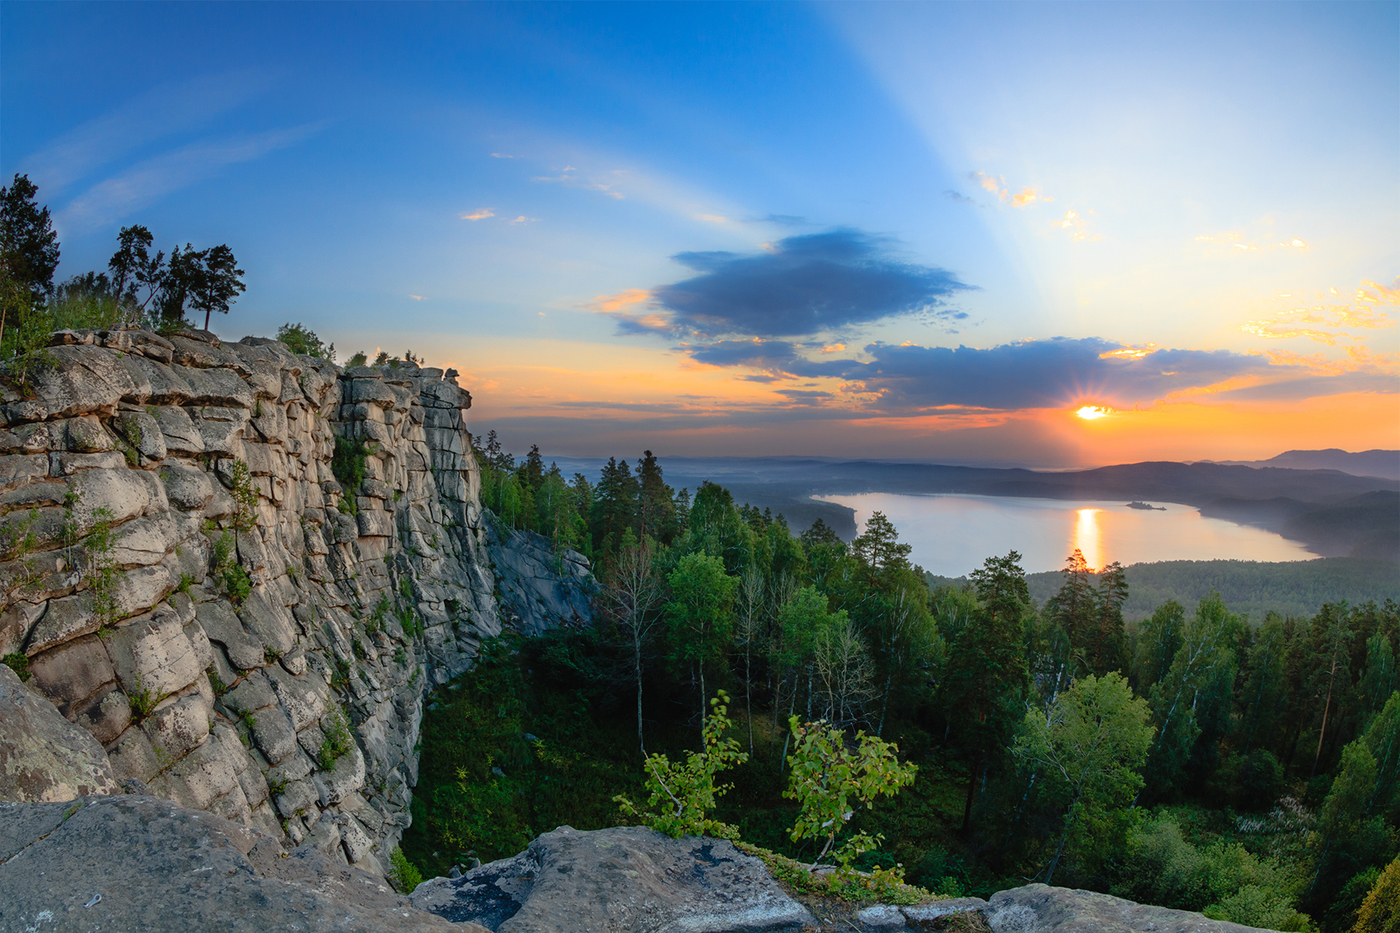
[
  {"left": 0, "top": 794, "right": 1288, "bottom": 933},
  {"left": 980, "top": 884, "right": 1281, "bottom": 933},
  {"left": 0, "top": 663, "right": 120, "bottom": 802},
  {"left": 488, "top": 523, "right": 595, "bottom": 635},
  {"left": 413, "top": 825, "right": 814, "bottom": 932},
  {"left": 0, "top": 794, "right": 486, "bottom": 933},
  {"left": 0, "top": 327, "right": 543, "bottom": 870}
]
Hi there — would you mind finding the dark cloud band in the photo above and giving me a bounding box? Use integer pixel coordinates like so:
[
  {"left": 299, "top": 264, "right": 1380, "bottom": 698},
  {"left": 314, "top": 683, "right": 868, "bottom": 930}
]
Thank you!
[{"left": 652, "top": 228, "right": 970, "bottom": 338}]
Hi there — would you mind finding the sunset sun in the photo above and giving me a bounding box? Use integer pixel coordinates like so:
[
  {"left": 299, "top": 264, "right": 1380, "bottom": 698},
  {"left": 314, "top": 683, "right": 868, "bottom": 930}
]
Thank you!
[{"left": 1076, "top": 405, "right": 1112, "bottom": 420}]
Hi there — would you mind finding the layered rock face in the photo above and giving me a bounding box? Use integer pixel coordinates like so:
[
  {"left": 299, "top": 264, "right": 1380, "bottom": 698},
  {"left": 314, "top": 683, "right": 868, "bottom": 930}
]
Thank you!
[{"left": 0, "top": 328, "right": 510, "bottom": 870}]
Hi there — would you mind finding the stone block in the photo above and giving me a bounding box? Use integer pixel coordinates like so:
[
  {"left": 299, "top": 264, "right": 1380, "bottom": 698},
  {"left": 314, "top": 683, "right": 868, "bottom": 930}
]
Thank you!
[
  {"left": 237, "top": 590, "right": 296, "bottom": 657},
  {"left": 192, "top": 408, "right": 249, "bottom": 457},
  {"left": 71, "top": 685, "right": 134, "bottom": 745},
  {"left": 27, "top": 635, "right": 116, "bottom": 716},
  {"left": 114, "top": 410, "right": 167, "bottom": 461},
  {"left": 223, "top": 670, "right": 277, "bottom": 713},
  {"left": 143, "top": 691, "right": 212, "bottom": 764},
  {"left": 151, "top": 730, "right": 241, "bottom": 811},
  {"left": 0, "top": 454, "right": 51, "bottom": 491},
  {"left": 0, "top": 662, "right": 121, "bottom": 802},
  {"left": 249, "top": 704, "right": 299, "bottom": 765},
  {"left": 153, "top": 405, "right": 205, "bottom": 454},
  {"left": 110, "top": 514, "right": 178, "bottom": 568},
  {"left": 67, "top": 467, "right": 161, "bottom": 532},
  {"left": 274, "top": 776, "right": 319, "bottom": 818},
  {"left": 196, "top": 599, "right": 265, "bottom": 671},
  {"left": 313, "top": 745, "right": 366, "bottom": 808},
  {"left": 106, "top": 723, "right": 160, "bottom": 783},
  {"left": 108, "top": 608, "right": 204, "bottom": 700},
  {"left": 159, "top": 460, "right": 213, "bottom": 511},
  {"left": 264, "top": 665, "right": 328, "bottom": 732}
]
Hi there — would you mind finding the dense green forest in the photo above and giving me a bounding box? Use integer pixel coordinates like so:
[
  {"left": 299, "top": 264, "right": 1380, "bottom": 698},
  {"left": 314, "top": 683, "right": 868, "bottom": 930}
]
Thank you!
[
  {"left": 933, "top": 558, "right": 1400, "bottom": 623},
  {"left": 401, "top": 440, "right": 1400, "bottom": 931}
]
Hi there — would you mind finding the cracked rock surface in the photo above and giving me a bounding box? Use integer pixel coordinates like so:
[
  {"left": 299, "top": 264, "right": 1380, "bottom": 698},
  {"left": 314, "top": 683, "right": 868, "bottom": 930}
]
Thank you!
[
  {"left": 0, "top": 794, "right": 487, "bottom": 933},
  {"left": 412, "top": 825, "right": 815, "bottom": 933}
]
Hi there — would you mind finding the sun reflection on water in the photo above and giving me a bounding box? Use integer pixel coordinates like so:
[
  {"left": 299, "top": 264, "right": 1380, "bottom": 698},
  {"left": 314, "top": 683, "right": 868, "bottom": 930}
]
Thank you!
[{"left": 1074, "top": 508, "right": 1104, "bottom": 571}]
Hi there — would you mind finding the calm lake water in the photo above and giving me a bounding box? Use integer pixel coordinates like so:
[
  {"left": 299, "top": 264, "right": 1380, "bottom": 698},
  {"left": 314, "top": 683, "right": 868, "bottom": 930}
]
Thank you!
[{"left": 816, "top": 493, "right": 1316, "bottom": 578}]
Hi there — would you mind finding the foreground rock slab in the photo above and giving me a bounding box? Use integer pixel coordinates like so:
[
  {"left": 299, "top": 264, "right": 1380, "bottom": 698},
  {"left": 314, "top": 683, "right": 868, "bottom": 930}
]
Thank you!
[
  {"left": 984, "top": 884, "right": 1283, "bottom": 933},
  {"left": 412, "top": 825, "right": 816, "bottom": 932},
  {"left": 0, "top": 795, "right": 483, "bottom": 933}
]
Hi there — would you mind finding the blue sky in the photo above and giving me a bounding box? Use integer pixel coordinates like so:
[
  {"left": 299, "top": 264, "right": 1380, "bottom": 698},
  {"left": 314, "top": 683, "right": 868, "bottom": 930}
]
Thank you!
[{"left": 3, "top": 2, "right": 1396, "bottom": 465}]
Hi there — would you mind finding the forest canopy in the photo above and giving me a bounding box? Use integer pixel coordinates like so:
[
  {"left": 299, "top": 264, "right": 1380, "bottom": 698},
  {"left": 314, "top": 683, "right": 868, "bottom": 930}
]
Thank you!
[{"left": 400, "top": 440, "right": 1400, "bottom": 931}]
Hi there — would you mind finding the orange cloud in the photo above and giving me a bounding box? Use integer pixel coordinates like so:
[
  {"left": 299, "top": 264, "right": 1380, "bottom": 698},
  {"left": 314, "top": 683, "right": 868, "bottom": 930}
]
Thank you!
[
  {"left": 1240, "top": 278, "right": 1398, "bottom": 344},
  {"left": 592, "top": 289, "right": 651, "bottom": 313},
  {"left": 1098, "top": 344, "right": 1157, "bottom": 360},
  {"left": 821, "top": 343, "right": 846, "bottom": 353},
  {"left": 972, "top": 171, "right": 1050, "bottom": 208},
  {"left": 459, "top": 208, "right": 494, "bottom": 221}
]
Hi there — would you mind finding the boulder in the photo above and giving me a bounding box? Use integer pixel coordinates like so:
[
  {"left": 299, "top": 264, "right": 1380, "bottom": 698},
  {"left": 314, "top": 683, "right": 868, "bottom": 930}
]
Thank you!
[
  {"left": 0, "top": 795, "right": 481, "bottom": 933},
  {"left": 984, "top": 884, "right": 1284, "bottom": 933},
  {"left": 0, "top": 663, "right": 121, "bottom": 802},
  {"left": 411, "top": 825, "right": 814, "bottom": 932}
]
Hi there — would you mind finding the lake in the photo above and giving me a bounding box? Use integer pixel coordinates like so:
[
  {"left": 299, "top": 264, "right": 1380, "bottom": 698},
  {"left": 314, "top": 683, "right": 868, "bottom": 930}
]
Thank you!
[{"left": 815, "top": 493, "right": 1316, "bottom": 577}]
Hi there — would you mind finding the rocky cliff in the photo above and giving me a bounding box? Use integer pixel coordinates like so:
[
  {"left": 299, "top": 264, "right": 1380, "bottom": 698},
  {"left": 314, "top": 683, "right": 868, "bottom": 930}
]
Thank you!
[{"left": 0, "top": 326, "right": 579, "bottom": 872}]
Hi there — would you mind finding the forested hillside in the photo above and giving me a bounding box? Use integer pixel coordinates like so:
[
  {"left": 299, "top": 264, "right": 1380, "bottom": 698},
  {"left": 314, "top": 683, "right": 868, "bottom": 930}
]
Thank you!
[
  {"left": 401, "top": 441, "right": 1400, "bottom": 932},
  {"left": 1004, "top": 558, "right": 1400, "bottom": 621}
]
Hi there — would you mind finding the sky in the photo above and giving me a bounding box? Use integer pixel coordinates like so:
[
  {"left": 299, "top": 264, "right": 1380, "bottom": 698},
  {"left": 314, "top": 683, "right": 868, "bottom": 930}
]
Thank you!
[{"left": 2, "top": 1, "right": 1396, "bottom": 467}]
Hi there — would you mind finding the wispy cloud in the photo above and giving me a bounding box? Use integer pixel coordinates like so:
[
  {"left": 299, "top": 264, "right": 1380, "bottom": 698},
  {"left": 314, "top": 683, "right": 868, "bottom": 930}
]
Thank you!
[
  {"left": 971, "top": 171, "right": 1051, "bottom": 208},
  {"left": 22, "top": 69, "right": 276, "bottom": 195},
  {"left": 56, "top": 122, "right": 324, "bottom": 231},
  {"left": 532, "top": 166, "right": 625, "bottom": 199},
  {"left": 408, "top": 294, "right": 425, "bottom": 301},
  {"left": 460, "top": 208, "right": 495, "bottom": 221},
  {"left": 509, "top": 215, "right": 538, "bottom": 224},
  {"left": 490, "top": 152, "right": 517, "bottom": 159},
  {"left": 1240, "top": 279, "right": 1398, "bottom": 344}
]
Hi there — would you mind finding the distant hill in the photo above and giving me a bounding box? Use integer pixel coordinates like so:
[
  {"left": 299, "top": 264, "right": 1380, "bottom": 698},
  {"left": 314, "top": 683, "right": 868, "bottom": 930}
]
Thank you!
[
  {"left": 928, "top": 557, "right": 1400, "bottom": 621},
  {"left": 1206, "top": 448, "right": 1400, "bottom": 481},
  {"left": 545, "top": 453, "right": 1399, "bottom": 556}
]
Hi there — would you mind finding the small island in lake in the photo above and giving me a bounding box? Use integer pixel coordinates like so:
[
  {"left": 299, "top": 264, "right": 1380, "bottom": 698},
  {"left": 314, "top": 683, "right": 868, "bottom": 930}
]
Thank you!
[{"left": 1126, "top": 501, "right": 1168, "bottom": 510}]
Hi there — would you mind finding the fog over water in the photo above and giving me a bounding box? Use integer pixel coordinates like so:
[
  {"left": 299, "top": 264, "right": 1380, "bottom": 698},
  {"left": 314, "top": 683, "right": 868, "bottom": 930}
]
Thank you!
[{"left": 817, "top": 493, "right": 1316, "bottom": 578}]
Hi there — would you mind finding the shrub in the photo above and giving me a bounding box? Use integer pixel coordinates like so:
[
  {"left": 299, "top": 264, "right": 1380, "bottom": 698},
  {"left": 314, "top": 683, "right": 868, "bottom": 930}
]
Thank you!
[
  {"left": 784, "top": 716, "right": 918, "bottom": 869},
  {"left": 2, "top": 652, "right": 31, "bottom": 682},
  {"left": 276, "top": 322, "right": 334, "bottom": 360},
  {"left": 318, "top": 705, "right": 354, "bottom": 770},
  {"left": 388, "top": 847, "right": 423, "bottom": 893},
  {"left": 616, "top": 692, "right": 748, "bottom": 839}
]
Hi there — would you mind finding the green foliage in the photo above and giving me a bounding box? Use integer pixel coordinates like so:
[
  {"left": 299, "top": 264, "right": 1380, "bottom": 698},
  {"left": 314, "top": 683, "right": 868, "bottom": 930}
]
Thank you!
[
  {"left": 1353, "top": 856, "right": 1400, "bottom": 933},
  {"left": 735, "top": 840, "right": 934, "bottom": 905},
  {"left": 227, "top": 459, "right": 258, "bottom": 532},
  {"left": 1114, "top": 810, "right": 1314, "bottom": 931},
  {"left": 317, "top": 705, "right": 354, "bottom": 770},
  {"left": 346, "top": 350, "right": 368, "bottom": 368},
  {"left": 617, "top": 692, "right": 749, "bottom": 839},
  {"left": 128, "top": 672, "right": 157, "bottom": 723},
  {"left": 1014, "top": 672, "right": 1154, "bottom": 883},
  {"left": 223, "top": 563, "right": 252, "bottom": 606},
  {"left": 2, "top": 652, "right": 31, "bottom": 682},
  {"left": 402, "top": 631, "right": 643, "bottom": 878},
  {"left": 388, "top": 847, "right": 423, "bottom": 894},
  {"left": 332, "top": 436, "right": 373, "bottom": 505},
  {"left": 785, "top": 717, "right": 918, "bottom": 869},
  {"left": 85, "top": 507, "right": 121, "bottom": 631},
  {"left": 276, "top": 322, "right": 334, "bottom": 360}
]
